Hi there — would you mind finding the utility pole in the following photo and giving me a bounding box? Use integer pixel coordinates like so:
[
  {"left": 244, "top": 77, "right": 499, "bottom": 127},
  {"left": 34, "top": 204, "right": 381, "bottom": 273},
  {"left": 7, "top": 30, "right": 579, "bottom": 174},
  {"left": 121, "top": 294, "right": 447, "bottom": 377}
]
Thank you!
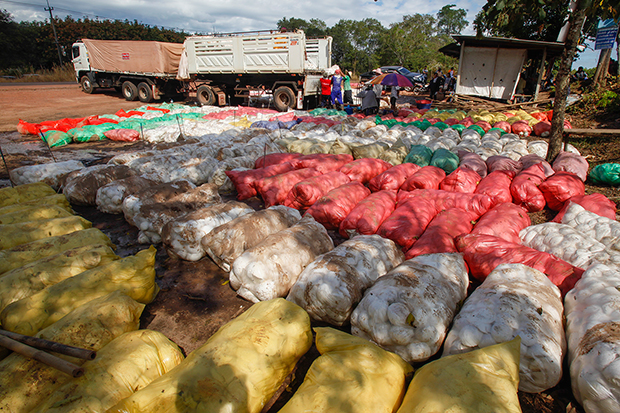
[{"left": 45, "top": 0, "right": 64, "bottom": 67}]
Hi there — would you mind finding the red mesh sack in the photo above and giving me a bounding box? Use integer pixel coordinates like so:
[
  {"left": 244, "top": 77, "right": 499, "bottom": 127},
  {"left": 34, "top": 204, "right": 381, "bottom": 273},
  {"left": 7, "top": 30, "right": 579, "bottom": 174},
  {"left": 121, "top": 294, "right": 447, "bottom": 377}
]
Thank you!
[
  {"left": 339, "top": 158, "right": 392, "bottom": 184},
  {"left": 339, "top": 190, "right": 397, "bottom": 238},
  {"left": 290, "top": 153, "right": 354, "bottom": 174},
  {"left": 405, "top": 207, "right": 479, "bottom": 259},
  {"left": 226, "top": 162, "right": 296, "bottom": 200},
  {"left": 439, "top": 166, "right": 482, "bottom": 193},
  {"left": 283, "top": 171, "right": 351, "bottom": 210},
  {"left": 397, "top": 189, "right": 493, "bottom": 217},
  {"left": 533, "top": 121, "right": 551, "bottom": 137},
  {"left": 304, "top": 182, "right": 371, "bottom": 230},
  {"left": 531, "top": 112, "right": 548, "bottom": 122},
  {"left": 471, "top": 202, "right": 531, "bottom": 244},
  {"left": 492, "top": 121, "right": 512, "bottom": 134},
  {"left": 552, "top": 151, "right": 589, "bottom": 182},
  {"left": 103, "top": 129, "right": 140, "bottom": 142},
  {"left": 400, "top": 165, "right": 446, "bottom": 191},
  {"left": 17, "top": 120, "right": 41, "bottom": 135},
  {"left": 475, "top": 170, "right": 515, "bottom": 207},
  {"left": 511, "top": 120, "right": 532, "bottom": 137},
  {"left": 510, "top": 163, "right": 547, "bottom": 212},
  {"left": 254, "top": 153, "right": 301, "bottom": 169},
  {"left": 455, "top": 233, "right": 584, "bottom": 296},
  {"left": 368, "top": 162, "right": 421, "bottom": 192},
  {"left": 538, "top": 171, "right": 586, "bottom": 211},
  {"left": 475, "top": 120, "right": 492, "bottom": 133},
  {"left": 376, "top": 197, "right": 439, "bottom": 250},
  {"left": 552, "top": 193, "right": 617, "bottom": 223},
  {"left": 255, "top": 168, "right": 322, "bottom": 207}
]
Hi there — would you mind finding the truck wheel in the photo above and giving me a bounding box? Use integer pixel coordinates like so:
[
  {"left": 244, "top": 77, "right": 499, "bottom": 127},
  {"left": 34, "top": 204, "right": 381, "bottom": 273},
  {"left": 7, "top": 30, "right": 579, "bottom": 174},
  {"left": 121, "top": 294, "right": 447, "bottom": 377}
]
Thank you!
[
  {"left": 273, "top": 86, "right": 295, "bottom": 112},
  {"left": 196, "top": 85, "right": 216, "bottom": 106},
  {"left": 122, "top": 81, "right": 138, "bottom": 101},
  {"left": 138, "top": 82, "right": 154, "bottom": 103},
  {"left": 80, "top": 76, "right": 94, "bottom": 94}
]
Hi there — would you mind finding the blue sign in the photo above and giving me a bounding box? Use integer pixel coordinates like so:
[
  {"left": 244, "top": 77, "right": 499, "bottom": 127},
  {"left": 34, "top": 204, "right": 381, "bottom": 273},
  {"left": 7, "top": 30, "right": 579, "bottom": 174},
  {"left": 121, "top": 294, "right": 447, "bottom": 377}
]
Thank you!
[{"left": 595, "top": 21, "right": 618, "bottom": 50}]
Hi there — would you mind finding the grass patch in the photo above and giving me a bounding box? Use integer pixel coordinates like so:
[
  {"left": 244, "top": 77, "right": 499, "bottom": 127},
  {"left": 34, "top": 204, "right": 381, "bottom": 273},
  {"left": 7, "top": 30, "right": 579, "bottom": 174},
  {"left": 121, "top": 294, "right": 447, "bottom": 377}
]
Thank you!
[{"left": 0, "top": 64, "right": 76, "bottom": 83}]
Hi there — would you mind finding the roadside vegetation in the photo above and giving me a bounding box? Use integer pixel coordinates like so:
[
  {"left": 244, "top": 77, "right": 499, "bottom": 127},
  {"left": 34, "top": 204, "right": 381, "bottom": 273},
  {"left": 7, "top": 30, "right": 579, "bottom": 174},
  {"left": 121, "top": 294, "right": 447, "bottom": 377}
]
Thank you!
[{"left": 0, "top": 64, "right": 75, "bottom": 83}]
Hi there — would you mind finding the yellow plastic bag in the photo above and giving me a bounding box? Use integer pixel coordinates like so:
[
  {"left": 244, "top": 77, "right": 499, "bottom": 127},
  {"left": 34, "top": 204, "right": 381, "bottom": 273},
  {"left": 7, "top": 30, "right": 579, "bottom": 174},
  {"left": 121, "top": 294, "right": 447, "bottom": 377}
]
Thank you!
[
  {"left": 0, "top": 227, "right": 114, "bottom": 275},
  {"left": 0, "top": 204, "right": 73, "bottom": 225},
  {"left": 0, "top": 193, "right": 72, "bottom": 216},
  {"left": 0, "top": 182, "right": 57, "bottom": 207},
  {"left": 0, "top": 215, "right": 92, "bottom": 250},
  {"left": 279, "top": 327, "right": 413, "bottom": 413},
  {"left": 31, "top": 329, "right": 185, "bottom": 413},
  {"left": 0, "top": 291, "right": 145, "bottom": 413},
  {"left": 107, "top": 298, "right": 313, "bottom": 413},
  {"left": 396, "top": 337, "right": 522, "bottom": 413},
  {"left": 0, "top": 244, "right": 118, "bottom": 313},
  {"left": 1, "top": 246, "right": 158, "bottom": 336}
]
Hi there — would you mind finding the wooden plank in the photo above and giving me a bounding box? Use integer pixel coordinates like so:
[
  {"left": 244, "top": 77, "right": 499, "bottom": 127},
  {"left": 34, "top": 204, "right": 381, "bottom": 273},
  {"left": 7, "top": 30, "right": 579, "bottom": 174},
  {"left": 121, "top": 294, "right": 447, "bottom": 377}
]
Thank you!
[{"left": 563, "top": 128, "right": 620, "bottom": 137}]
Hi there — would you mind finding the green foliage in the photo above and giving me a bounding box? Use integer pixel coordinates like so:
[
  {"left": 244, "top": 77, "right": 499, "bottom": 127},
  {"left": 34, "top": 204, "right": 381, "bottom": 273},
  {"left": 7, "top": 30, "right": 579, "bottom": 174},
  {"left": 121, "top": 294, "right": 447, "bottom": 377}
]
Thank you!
[
  {"left": 437, "top": 4, "right": 468, "bottom": 35},
  {"left": 596, "top": 90, "right": 620, "bottom": 109},
  {"left": 0, "top": 9, "right": 187, "bottom": 70}
]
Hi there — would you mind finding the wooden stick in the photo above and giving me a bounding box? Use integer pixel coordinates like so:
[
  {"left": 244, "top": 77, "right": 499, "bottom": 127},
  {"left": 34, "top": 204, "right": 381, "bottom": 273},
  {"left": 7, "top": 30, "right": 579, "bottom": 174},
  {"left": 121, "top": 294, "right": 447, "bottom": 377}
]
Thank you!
[
  {"left": 0, "top": 334, "right": 84, "bottom": 378},
  {"left": 0, "top": 329, "right": 96, "bottom": 360}
]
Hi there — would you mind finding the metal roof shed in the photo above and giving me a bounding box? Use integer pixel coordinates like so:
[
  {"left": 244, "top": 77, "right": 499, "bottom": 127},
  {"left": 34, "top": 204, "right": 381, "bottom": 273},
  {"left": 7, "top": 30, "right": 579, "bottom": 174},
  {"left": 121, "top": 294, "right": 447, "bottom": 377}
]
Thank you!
[{"left": 439, "top": 35, "right": 565, "bottom": 102}]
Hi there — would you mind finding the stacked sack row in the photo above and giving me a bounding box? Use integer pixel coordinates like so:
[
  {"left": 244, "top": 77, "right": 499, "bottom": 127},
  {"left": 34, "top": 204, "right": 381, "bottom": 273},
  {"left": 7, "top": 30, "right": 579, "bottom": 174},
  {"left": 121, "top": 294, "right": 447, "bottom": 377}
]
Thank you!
[{"left": 0, "top": 182, "right": 188, "bottom": 413}]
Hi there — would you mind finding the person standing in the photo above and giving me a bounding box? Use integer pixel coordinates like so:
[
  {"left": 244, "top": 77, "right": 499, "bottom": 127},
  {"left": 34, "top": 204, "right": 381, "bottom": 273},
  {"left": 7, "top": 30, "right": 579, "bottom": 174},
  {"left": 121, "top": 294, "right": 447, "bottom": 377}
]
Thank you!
[
  {"left": 331, "top": 69, "right": 344, "bottom": 110},
  {"left": 343, "top": 71, "right": 353, "bottom": 105},
  {"left": 390, "top": 85, "right": 400, "bottom": 113},
  {"left": 372, "top": 82, "right": 383, "bottom": 112},
  {"left": 320, "top": 72, "right": 331, "bottom": 108},
  {"left": 357, "top": 85, "right": 378, "bottom": 116},
  {"left": 429, "top": 72, "right": 442, "bottom": 100}
]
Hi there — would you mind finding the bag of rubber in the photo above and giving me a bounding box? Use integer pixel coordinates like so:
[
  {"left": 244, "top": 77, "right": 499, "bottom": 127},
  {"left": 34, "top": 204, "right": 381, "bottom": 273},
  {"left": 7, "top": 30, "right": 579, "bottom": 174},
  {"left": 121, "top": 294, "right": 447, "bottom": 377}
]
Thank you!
[{"left": 589, "top": 163, "right": 620, "bottom": 186}]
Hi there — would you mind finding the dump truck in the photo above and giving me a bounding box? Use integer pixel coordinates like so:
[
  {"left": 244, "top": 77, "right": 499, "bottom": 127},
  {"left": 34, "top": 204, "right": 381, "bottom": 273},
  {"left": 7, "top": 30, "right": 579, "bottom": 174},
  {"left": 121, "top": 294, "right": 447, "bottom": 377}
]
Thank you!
[
  {"left": 72, "top": 30, "right": 332, "bottom": 111},
  {"left": 178, "top": 30, "right": 332, "bottom": 111},
  {"left": 71, "top": 39, "right": 185, "bottom": 103}
]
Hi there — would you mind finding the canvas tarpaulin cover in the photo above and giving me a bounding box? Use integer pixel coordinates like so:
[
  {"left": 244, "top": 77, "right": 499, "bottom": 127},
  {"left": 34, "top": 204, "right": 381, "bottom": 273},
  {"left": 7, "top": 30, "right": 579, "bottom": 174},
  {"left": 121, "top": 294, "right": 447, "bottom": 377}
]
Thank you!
[
  {"left": 82, "top": 39, "right": 183, "bottom": 75},
  {"left": 456, "top": 46, "right": 526, "bottom": 100}
]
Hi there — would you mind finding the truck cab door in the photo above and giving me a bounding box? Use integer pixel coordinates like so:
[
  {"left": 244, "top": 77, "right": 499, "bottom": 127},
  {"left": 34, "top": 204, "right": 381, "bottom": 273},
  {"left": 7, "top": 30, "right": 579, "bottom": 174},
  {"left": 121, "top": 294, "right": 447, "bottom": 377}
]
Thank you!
[{"left": 71, "top": 43, "right": 90, "bottom": 73}]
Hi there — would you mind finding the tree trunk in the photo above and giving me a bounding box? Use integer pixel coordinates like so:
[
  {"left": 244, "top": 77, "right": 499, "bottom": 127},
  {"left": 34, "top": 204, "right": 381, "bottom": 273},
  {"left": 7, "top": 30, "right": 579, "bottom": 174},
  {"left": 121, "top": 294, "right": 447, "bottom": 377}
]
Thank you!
[
  {"left": 593, "top": 48, "right": 612, "bottom": 85},
  {"left": 546, "top": 2, "right": 589, "bottom": 163}
]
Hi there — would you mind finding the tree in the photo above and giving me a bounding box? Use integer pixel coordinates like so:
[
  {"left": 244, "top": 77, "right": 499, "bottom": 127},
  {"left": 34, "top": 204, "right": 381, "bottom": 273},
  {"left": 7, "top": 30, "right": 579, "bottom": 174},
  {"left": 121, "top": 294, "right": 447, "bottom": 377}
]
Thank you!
[
  {"left": 437, "top": 4, "right": 468, "bottom": 35},
  {"left": 475, "top": 0, "right": 619, "bottom": 162},
  {"left": 329, "top": 18, "right": 386, "bottom": 74},
  {"left": 276, "top": 17, "right": 328, "bottom": 38}
]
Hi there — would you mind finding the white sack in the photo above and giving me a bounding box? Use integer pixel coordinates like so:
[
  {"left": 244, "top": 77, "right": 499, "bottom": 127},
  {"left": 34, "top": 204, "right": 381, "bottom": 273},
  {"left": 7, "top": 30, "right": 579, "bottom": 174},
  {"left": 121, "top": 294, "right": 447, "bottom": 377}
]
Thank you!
[
  {"left": 561, "top": 202, "right": 620, "bottom": 252},
  {"left": 287, "top": 235, "right": 404, "bottom": 326},
  {"left": 95, "top": 175, "right": 159, "bottom": 214},
  {"left": 565, "top": 263, "right": 620, "bottom": 413},
  {"left": 230, "top": 216, "right": 334, "bottom": 303},
  {"left": 350, "top": 253, "right": 469, "bottom": 363},
  {"left": 10, "top": 160, "right": 84, "bottom": 190},
  {"left": 161, "top": 201, "right": 254, "bottom": 261},
  {"left": 63, "top": 165, "right": 136, "bottom": 206},
  {"left": 201, "top": 205, "right": 301, "bottom": 272},
  {"left": 442, "top": 263, "right": 566, "bottom": 393}
]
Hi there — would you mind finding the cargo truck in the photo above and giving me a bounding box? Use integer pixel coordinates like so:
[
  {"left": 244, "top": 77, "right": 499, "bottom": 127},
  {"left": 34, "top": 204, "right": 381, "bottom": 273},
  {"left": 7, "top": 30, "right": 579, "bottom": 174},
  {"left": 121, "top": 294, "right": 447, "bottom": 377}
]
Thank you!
[{"left": 72, "top": 30, "right": 332, "bottom": 111}]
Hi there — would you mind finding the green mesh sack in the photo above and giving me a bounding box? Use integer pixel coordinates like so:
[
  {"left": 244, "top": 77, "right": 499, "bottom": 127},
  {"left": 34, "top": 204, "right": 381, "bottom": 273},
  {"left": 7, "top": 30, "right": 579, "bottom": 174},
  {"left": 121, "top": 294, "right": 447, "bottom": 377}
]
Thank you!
[
  {"left": 417, "top": 119, "right": 432, "bottom": 131},
  {"left": 310, "top": 108, "right": 328, "bottom": 116},
  {"left": 430, "top": 148, "right": 460, "bottom": 174},
  {"left": 589, "top": 163, "right": 620, "bottom": 186},
  {"left": 42, "top": 130, "right": 72, "bottom": 148},
  {"left": 467, "top": 124, "right": 486, "bottom": 137},
  {"left": 450, "top": 124, "right": 465, "bottom": 134},
  {"left": 487, "top": 127, "right": 507, "bottom": 136},
  {"left": 404, "top": 144, "right": 434, "bottom": 167},
  {"left": 433, "top": 122, "right": 449, "bottom": 131}
]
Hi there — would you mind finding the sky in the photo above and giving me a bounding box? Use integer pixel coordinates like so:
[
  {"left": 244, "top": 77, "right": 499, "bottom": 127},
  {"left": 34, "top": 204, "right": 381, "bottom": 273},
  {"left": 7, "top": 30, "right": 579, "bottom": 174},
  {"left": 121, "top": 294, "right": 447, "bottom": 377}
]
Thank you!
[{"left": 0, "top": 0, "right": 608, "bottom": 69}]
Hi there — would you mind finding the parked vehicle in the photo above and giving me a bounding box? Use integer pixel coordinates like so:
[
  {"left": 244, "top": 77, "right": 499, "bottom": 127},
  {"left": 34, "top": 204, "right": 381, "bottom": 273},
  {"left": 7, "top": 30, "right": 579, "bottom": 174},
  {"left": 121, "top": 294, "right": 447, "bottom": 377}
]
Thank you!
[
  {"left": 72, "top": 30, "right": 333, "bottom": 111},
  {"left": 360, "top": 66, "right": 427, "bottom": 94}
]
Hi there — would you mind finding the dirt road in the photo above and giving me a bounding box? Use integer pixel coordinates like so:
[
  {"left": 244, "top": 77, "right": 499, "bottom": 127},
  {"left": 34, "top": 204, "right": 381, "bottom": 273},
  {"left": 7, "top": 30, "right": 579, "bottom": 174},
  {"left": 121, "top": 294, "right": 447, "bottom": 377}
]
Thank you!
[{"left": 0, "top": 83, "right": 148, "bottom": 132}]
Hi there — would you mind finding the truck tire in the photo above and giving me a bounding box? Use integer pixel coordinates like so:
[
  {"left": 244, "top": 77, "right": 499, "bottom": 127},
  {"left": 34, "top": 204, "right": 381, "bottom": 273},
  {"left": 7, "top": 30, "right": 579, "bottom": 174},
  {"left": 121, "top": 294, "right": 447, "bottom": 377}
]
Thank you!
[
  {"left": 196, "top": 85, "right": 216, "bottom": 106},
  {"left": 122, "top": 81, "right": 138, "bottom": 101},
  {"left": 138, "top": 82, "right": 154, "bottom": 103},
  {"left": 273, "top": 86, "right": 295, "bottom": 112},
  {"left": 80, "top": 76, "right": 94, "bottom": 94}
]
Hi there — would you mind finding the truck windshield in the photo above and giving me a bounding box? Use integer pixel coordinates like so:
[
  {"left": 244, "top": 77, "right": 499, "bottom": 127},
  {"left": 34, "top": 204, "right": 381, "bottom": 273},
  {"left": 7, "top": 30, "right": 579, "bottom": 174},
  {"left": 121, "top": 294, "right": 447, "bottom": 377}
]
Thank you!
[{"left": 72, "top": 46, "right": 80, "bottom": 59}]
